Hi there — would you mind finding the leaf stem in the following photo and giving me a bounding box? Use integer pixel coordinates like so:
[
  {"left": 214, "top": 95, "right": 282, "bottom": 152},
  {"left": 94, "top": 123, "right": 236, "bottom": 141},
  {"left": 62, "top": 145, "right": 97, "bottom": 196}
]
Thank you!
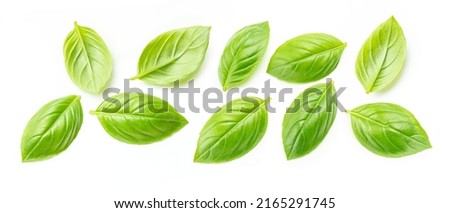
[{"left": 130, "top": 74, "right": 139, "bottom": 80}]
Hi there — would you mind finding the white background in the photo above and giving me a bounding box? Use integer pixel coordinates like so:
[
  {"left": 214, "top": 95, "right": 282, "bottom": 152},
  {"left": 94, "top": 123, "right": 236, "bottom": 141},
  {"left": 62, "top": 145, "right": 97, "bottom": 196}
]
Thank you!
[{"left": 0, "top": 0, "right": 448, "bottom": 212}]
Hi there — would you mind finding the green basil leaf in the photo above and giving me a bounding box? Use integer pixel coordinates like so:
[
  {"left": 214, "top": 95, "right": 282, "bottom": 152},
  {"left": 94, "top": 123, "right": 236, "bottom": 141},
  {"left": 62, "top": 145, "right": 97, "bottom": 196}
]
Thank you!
[
  {"left": 194, "top": 97, "right": 269, "bottom": 163},
  {"left": 131, "top": 26, "right": 210, "bottom": 86},
  {"left": 219, "top": 21, "right": 270, "bottom": 90},
  {"left": 349, "top": 103, "right": 431, "bottom": 157},
  {"left": 21, "top": 95, "right": 83, "bottom": 162},
  {"left": 91, "top": 93, "right": 188, "bottom": 144},
  {"left": 267, "top": 33, "right": 346, "bottom": 83},
  {"left": 356, "top": 16, "right": 406, "bottom": 93},
  {"left": 283, "top": 82, "right": 336, "bottom": 160},
  {"left": 63, "top": 22, "right": 113, "bottom": 94}
]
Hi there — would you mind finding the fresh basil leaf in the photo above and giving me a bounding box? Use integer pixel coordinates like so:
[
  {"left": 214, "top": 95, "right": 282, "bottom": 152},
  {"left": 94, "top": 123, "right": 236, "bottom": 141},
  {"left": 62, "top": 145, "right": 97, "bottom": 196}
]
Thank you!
[
  {"left": 91, "top": 93, "right": 188, "bottom": 144},
  {"left": 349, "top": 103, "right": 431, "bottom": 157},
  {"left": 267, "top": 33, "right": 346, "bottom": 83},
  {"left": 283, "top": 82, "right": 336, "bottom": 160},
  {"left": 219, "top": 21, "right": 270, "bottom": 90},
  {"left": 21, "top": 95, "right": 83, "bottom": 162},
  {"left": 131, "top": 26, "right": 210, "bottom": 86},
  {"left": 63, "top": 22, "right": 113, "bottom": 94},
  {"left": 356, "top": 16, "right": 406, "bottom": 93},
  {"left": 194, "top": 97, "right": 269, "bottom": 163}
]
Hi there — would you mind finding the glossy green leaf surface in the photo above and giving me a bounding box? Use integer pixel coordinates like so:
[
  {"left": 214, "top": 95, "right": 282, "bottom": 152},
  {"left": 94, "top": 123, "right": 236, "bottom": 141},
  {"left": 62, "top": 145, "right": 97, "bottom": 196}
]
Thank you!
[
  {"left": 63, "top": 22, "right": 113, "bottom": 94},
  {"left": 356, "top": 16, "right": 406, "bottom": 93},
  {"left": 267, "top": 33, "right": 346, "bottom": 83},
  {"left": 219, "top": 21, "right": 270, "bottom": 90},
  {"left": 131, "top": 26, "right": 210, "bottom": 86},
  {"left": 21, "top": 95, "right": 83, "bottom": 162},
  {"left": 349, "top": 103, "right": 430, "bottom": 157},
  {"left": 283, "top": 82, "right": 336, "bottom": 160},
  {"left": 91, "top": 93, "right": 188, "bottom": 144},
  {"left": 194, "top": 97, "right": 269, "bottom": 163}
]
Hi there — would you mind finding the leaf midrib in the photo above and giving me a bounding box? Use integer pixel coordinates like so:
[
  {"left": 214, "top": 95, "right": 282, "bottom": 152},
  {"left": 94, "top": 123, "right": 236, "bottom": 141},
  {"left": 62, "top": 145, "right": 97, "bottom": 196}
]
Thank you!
[
  {"left": 222, "top": 33, "right": 253, "bottom": 89},
  {"left": 366, "top": 20, "right": 394, "bottom": 93},
  {"left": 271, "top": 43, "right": 346, "bottom": 71},
  {"left": 24, "top": 96, "right": 80, "bottom": 161},
  {"left": 286, "top": 83, "right": 333, "bottom": 158},
  {"left": 91, "top": 111, "right": 186, "bottom": 123},
  {"left": 133, "top": 28, "right": 207, "bottom": 80},
  {"left": 74, "top": 23, "right": 97, "bottom": 91},
  {"left": 348, "top": 110, "right": 424, "bottom": 145},
  {"left": 195, "top": 99, "right": 268, "bottom": 160}
]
